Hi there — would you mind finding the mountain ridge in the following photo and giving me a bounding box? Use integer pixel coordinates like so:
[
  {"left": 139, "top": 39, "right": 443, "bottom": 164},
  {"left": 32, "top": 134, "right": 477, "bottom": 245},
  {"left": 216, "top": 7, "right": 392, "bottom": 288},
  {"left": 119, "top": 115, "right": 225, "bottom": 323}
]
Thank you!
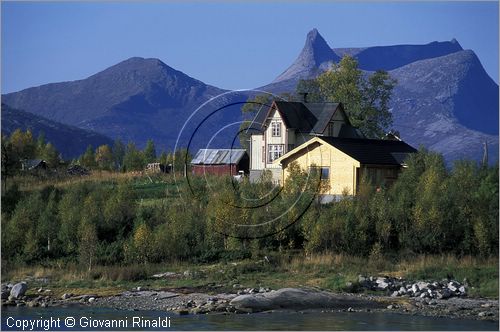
[
  {"left": 1, "top": 104, "right": 113, "bottom": 158},
  {"left": 2, "top": 29, "right": 498, "bottom": 164}
]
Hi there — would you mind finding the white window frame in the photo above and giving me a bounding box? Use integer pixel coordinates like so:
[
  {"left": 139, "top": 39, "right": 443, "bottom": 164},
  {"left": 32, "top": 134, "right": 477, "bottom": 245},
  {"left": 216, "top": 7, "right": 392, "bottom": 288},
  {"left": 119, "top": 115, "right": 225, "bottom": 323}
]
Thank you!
[
  {"left": 268, "top": 144, "right": 284, "bottom": 163},
  {"left": 271, "top": 121, "right": 281, "bottom": 137},
  {"left": 327, "top": 123, "right": 334, "bottom": 136}
]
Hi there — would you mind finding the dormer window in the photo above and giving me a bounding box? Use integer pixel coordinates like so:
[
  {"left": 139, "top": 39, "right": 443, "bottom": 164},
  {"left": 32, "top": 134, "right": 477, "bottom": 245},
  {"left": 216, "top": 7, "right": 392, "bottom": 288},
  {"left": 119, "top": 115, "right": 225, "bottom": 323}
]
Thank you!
[
  {"left": 271, "top": 121, "right": 281, "bottom": 137},
  {"left": 327, "top": 123, "right": 334, "bottom": 136}
]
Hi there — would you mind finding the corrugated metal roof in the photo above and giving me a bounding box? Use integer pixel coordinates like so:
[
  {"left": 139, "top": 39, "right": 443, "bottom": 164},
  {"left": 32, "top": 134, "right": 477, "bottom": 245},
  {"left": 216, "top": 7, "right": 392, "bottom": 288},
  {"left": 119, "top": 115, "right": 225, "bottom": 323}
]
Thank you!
[{"left": 191, "top": 149, "right": 247, "bottom": 165}]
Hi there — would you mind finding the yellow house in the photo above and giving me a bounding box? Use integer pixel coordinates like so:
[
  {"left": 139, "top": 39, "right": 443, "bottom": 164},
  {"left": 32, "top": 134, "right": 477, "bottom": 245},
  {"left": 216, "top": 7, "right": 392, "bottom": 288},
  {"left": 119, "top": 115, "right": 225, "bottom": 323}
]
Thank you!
[
  {"left": 273, "top": 136, "right": 417, "bottom": 201},
  {"left": 248, "top": 98, "right": 364, "bottom": 183}
]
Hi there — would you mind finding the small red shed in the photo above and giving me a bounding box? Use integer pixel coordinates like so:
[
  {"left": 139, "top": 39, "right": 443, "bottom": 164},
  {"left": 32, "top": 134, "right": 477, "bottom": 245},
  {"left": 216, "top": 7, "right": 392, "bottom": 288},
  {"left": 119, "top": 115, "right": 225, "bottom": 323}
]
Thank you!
[{"left": 191, "top": 149, "right": 249, "bottom": 176}]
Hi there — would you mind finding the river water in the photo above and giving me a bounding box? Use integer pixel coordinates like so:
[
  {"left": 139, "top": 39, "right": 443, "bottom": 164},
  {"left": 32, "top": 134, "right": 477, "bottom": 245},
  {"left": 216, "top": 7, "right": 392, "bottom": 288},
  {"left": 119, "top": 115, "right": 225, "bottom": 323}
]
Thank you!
[{"left": 2, "top": 306, "right": 498, "bottom": 331}]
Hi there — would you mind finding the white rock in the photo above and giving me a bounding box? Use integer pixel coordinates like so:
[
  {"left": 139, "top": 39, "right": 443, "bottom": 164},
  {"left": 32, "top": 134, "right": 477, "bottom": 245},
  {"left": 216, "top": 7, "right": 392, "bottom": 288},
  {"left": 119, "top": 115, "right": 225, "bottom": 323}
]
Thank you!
[
  {"left": 416, "top": 282, "right": 429, "bottom": 290},
  {"left": 411, "top": 284, "right": 419, "bottom": 293},
  {"left": 10, "top": 282, "right": 27, "bottom": 299},
  {"left": 447, "top": 281, "right": 459, "bottom": 292}
]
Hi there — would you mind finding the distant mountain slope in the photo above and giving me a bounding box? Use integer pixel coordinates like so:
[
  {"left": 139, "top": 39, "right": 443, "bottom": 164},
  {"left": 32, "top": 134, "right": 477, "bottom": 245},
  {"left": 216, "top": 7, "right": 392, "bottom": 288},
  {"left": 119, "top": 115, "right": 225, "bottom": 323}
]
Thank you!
[
  {"left": 389, "top": 50, "right": 499, "bottom": 162},
  {"left": 2, "top": 57, "right": 225, "bottom": 126},
  {"left": 1, "top": 104, "right": 113, "bottom": 159},
  {"left": 2, "top": 57, "right": 246, "bottom": 151},
  {"left": 390, "top": 50, "right": 498, "bottom": 135},
  {"left": 333, "top": 39, "right": 463, "bottom": 71}
]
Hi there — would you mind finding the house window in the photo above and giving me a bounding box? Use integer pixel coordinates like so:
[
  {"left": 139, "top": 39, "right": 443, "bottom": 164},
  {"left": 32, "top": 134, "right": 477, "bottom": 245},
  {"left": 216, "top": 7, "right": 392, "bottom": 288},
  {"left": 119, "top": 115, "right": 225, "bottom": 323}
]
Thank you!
[
  {"left": 271, "top": 121, "right": 281, "bottom": 137},
  {"left": 268, "top": 144, "right": 284, "bottom": 163},
  {"left": 310, "top": 166, "right": 330, "bottom": 180},
  {"left": 327, "top": 123, "right": 334, "bottom": 136},
  {"left": 321, "top": 167, "right": 330, "bottom": 180}
]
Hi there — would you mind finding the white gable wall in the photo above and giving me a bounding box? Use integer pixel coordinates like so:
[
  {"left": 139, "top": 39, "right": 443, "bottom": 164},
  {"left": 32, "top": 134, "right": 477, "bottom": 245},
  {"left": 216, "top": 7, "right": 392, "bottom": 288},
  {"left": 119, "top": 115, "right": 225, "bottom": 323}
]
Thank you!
[{"left": 265, "top": 108, "right": 286, "bottom": 169}]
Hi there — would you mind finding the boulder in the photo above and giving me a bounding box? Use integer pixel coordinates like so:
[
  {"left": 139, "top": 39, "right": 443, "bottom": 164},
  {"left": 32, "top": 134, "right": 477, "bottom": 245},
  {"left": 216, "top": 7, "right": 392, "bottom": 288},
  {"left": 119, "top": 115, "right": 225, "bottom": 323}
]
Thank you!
[
  {"left": 436, "top": 289, "right": 452, "bottom": 300},
  {"left": 416, "top": 282, "right": 429, "bottom": 290},
  {"left": 152, "top": 272, "right": 178, "bottom": 279},
  {"left": 229, "top": 288, "right": 383, "bottom": 313},
  {"left": 10, "top": 282, "right": 27, "bottom": 299},
  {"left": 376, "top": 278, "right": 389, "bottom": 290},
  {"left": 1, "top": 290, "right": 10, "bottom": 300},
  {"left": 411, "top": 284, "right": 420, "bottom": 293},
  {"left": 447, "top": 281, "right": 459, "bottom": 292}
]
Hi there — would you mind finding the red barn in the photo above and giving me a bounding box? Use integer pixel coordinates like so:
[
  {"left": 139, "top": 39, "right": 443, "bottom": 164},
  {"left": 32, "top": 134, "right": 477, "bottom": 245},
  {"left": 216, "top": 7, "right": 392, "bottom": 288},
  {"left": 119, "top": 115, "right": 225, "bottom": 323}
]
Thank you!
[{"left": 191, "top": 149, "right": 249, "bottom": 176}]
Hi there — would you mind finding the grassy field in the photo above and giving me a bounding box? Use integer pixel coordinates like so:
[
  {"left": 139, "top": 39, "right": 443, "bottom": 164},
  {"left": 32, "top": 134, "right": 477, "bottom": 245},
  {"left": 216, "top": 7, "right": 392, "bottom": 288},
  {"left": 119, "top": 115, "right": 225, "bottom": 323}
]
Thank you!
[{"left": 4, "top": 254, "right": 498, "bottom": 299}]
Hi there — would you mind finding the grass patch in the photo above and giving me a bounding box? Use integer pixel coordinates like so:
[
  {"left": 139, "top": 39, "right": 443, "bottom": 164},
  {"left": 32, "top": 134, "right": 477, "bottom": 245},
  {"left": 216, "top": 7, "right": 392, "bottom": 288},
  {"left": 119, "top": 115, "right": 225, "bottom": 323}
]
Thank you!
[{"left": 3, "top": 254, "right": 498, "bottom": 299}]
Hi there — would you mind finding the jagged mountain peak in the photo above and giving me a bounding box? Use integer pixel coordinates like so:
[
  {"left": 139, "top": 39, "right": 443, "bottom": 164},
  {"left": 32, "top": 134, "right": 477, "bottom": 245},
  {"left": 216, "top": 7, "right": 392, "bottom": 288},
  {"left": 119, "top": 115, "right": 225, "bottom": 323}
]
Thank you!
[
  {"left": 303, "top": 28, "right": 339, "bottom": 65},
  {"left": 450, "top": 38, "right": 462, "bottom": 48},
  {"left": 273, "top": 29, "right": 340, "bottom": 83}
]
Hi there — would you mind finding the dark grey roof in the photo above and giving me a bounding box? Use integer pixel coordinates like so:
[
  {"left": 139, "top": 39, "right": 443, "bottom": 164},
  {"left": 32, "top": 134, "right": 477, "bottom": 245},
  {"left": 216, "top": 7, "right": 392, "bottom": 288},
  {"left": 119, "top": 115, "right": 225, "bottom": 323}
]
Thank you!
[
  {"left": 320, "top": 137, "right": 417, "bottom": 165},
  {"left": 247, "top": 101, "right": 360, "bottom": 138},
  {"left": 191, "top": 149, "right": 247, "bottom": 165},
  {"left": 337, "top": 124, "right": 365, "bottom": 139}
]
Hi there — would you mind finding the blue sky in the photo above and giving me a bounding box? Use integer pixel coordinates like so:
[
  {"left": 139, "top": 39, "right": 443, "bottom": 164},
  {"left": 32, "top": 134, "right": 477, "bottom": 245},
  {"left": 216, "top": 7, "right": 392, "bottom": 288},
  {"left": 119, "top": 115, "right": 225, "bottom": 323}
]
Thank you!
[{"left": 2, "top": 2, "right": 498, "bottom": 93}]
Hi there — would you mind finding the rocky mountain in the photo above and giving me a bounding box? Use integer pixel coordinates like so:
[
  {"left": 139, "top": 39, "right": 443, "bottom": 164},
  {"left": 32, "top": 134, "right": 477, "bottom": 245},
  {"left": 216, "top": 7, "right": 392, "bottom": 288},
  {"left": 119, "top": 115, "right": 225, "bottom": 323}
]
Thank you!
[
  {"left": 273, "top": 28, "right": 340, "bottom": 83},
  {"left": 2, "top": 29, "right": 498, "bottom": 164},
  {"left": 265, "top": 30, "right": 498, "bottom": 164},
  {"left": 1, "top": 104, "right": 113, "bottom": 158},
  {"left": 2, "top": 57, "right": 246, "bottom": 152},
  {"left": 389, "top": 50, "right": 498, "bottom": 162}
]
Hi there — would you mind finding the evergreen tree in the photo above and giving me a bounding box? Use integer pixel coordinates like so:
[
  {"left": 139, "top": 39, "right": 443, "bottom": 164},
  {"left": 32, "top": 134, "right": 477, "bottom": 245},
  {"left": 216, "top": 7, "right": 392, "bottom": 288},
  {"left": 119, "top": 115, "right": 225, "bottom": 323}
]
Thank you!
[
  {"left": 113, "top": 139, "right": 126, "bottom": 171},
  {"left": 36, "top": 132, "right": 46, "bottom": 157},
  {"left": 42, "top": 143, "right": 60, "bottom": 167},
  {"left": 123, "top": 142, "right": 145, "bottom": 171},
  {"left": 80, "top": 145, "right": 97, "bottom": 169},
  {"left": 143, "top": 139, "right": 157, "bottom": 163}
]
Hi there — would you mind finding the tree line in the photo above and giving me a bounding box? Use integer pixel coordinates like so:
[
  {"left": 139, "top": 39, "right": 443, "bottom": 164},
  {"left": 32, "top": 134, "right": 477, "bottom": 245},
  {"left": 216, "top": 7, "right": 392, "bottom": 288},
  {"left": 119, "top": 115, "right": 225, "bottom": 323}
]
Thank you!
[
  {"left": 2, "top": 148, "right": 497, "bottom": 271},
  {"left": 1, "top": 129, "right": 191, "bottom": 176},
  {"left": 77, "top": 138, "right": 190, "bottom": 173}
]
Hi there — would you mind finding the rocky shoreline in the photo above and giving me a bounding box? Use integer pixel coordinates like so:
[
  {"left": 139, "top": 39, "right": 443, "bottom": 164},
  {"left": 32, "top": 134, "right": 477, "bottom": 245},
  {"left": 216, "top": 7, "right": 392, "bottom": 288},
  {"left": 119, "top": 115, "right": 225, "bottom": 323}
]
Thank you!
[{"left": 2, "top": 278, "right": 498, "bottom": 322}]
